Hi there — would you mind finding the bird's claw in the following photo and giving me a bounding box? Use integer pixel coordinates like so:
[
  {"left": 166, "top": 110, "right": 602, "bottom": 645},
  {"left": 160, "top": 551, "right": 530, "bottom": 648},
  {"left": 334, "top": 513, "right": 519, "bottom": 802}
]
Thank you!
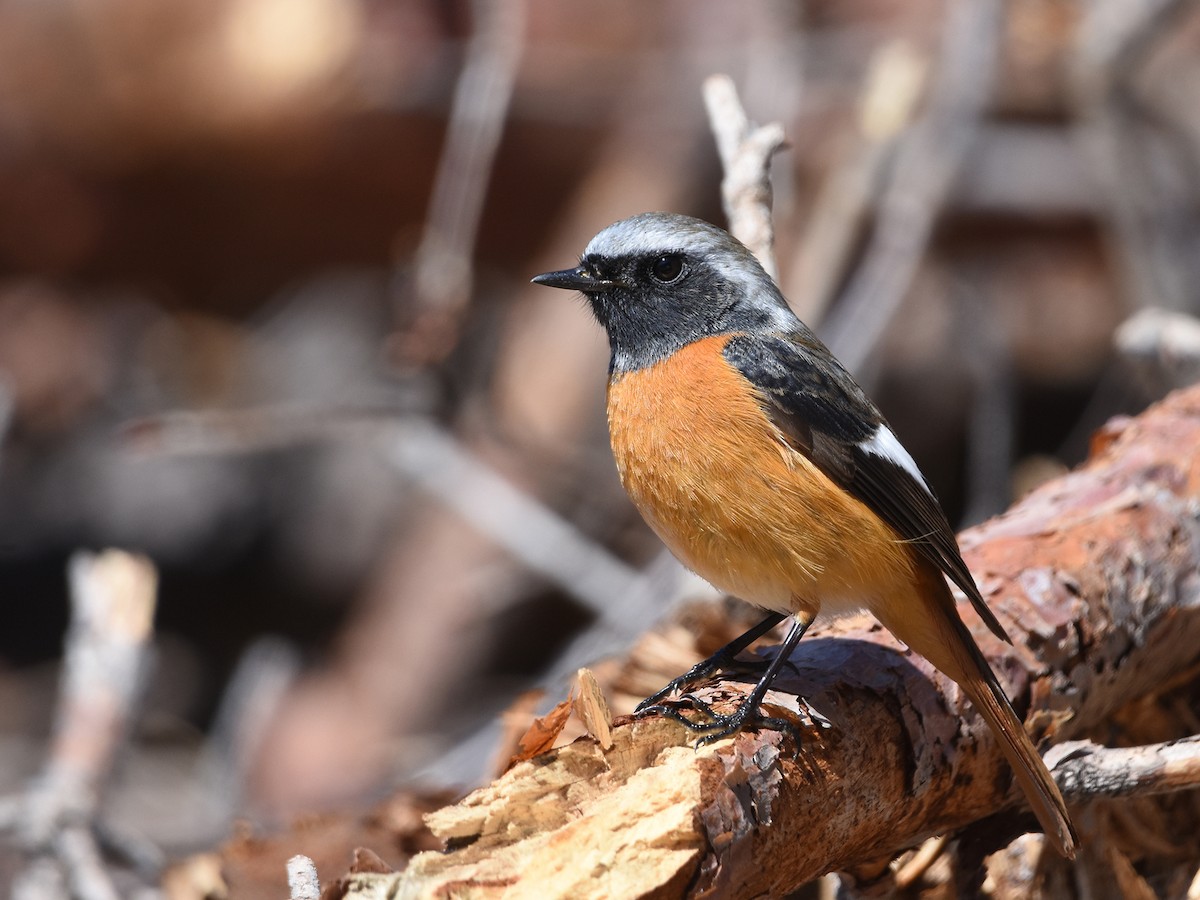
[
  {"left": 634, "top": 651, "right": 774, "bottom": 714},
  {"left": 636, "top": 693, "right": 802, "bottom": 747}
]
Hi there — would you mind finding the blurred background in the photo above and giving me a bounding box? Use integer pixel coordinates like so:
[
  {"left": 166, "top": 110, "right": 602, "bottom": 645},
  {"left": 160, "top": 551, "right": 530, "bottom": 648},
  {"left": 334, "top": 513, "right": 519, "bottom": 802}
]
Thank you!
[{"left": 0, "top": 0, "right": 1198, "bottom": 888}]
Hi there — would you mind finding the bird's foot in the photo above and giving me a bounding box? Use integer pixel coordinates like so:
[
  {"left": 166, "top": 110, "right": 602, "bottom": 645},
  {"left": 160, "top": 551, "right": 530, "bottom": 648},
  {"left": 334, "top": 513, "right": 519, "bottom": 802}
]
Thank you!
[
  {"left": 637, "top": 693, "right": 802, "bottom": 747},
  {"left": 634, "top": 650, "right": 782, "bottom": 714}
]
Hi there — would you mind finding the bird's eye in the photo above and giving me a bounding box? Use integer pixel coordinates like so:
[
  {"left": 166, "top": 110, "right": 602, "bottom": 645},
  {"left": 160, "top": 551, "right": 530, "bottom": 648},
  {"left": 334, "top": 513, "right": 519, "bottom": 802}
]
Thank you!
[{"left": 648, "top": 254, "right": 685, "bottom": 284}]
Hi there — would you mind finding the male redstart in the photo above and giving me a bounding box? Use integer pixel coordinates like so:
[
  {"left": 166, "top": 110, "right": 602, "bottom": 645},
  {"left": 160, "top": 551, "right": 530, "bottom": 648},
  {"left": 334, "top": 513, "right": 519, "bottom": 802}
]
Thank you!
[{"left": 532, "top": 212, "right": 1076, "bottom": 858}]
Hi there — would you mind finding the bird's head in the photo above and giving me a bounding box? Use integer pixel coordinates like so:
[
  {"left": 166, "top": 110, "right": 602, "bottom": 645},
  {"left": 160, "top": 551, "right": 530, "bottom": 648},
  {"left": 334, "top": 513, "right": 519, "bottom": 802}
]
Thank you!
[{"left": 532, "top": 212, "right": 798, "bottom": 373}]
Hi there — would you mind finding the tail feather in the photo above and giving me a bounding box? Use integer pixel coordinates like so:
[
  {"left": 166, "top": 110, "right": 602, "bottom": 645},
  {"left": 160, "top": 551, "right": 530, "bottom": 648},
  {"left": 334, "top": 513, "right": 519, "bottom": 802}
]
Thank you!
[
  {"left": 875, "top": 571, "right": 1078, "bottom": 858},
  {"left": 954, "top": 639, "right": 1077, "bottom": 859}
]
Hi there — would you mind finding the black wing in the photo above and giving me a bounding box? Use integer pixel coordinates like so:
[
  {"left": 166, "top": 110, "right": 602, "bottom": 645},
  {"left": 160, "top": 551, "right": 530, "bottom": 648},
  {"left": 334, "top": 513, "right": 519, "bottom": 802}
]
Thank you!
[{"left": 724, "top": 331, "right": 1010, "bottom": 643}]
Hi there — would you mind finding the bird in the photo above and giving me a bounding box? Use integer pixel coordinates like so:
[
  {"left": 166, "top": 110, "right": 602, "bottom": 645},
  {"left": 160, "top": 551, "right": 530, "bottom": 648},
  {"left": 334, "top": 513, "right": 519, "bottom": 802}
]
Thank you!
[{"left": 531, "top": 211, "right": 1077, "bottom": 858}]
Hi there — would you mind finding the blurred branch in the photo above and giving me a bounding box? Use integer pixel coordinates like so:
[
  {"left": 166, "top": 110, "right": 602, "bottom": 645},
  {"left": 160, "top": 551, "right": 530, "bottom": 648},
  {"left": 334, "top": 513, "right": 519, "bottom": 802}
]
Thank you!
[
  {"left": 892, "top": 835, "right": 949, "bottom": 892},
  {"left": 1073, "top": 0, "right": 1194, "bottom": 97},
  {"left": 1072, "top": 0, "right": 1200, "bottom": 313},
  {"left": 398, "top": 0, "right": 527, "bottom": 363},
  {"left": 702, "top": 74, "right": 786, "bottom": 278},
  {"left": 383, "top": 420, "right": 644, "bottom": 615},
  {"left": 129, "top": 405, "right": 651, "bottom": 624},
  {"left": 822, "top": 0, "right": 1002, "bottom": 377},
  {"left": 197, "top": 637, "right": 302, "bottom": 832},
  {"left": 788, "top": 40, "right": 926, "bottom": 326},
  {"left": 2, "top": 551, "right": 159, "bottom": 900}
]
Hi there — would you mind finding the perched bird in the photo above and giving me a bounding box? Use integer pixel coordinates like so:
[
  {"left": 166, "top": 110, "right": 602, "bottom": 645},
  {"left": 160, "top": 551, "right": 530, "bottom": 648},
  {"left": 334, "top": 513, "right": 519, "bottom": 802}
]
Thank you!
[{"left": 532, "top": 212, "right": 1077, "bottom": 858}]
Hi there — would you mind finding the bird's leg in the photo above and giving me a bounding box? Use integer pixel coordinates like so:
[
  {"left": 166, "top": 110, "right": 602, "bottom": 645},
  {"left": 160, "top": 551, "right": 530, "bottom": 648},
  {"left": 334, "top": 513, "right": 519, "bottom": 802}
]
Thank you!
[
  {"left": 635, "top": 611, "right": 786, "bottom": 713},
  {"left": 642, "top": 612, "right": 814, "bottom": 746}
]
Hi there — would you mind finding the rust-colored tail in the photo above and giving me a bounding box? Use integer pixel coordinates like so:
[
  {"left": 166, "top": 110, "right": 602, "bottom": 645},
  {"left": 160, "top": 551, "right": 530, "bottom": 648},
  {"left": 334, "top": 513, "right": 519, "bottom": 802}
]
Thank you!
[
  {"left": 951, "top": 632, "right": 1077, "bottom": 858},
  {"left": 875, "top": 570, "right": 1078, "bottom": 858}
]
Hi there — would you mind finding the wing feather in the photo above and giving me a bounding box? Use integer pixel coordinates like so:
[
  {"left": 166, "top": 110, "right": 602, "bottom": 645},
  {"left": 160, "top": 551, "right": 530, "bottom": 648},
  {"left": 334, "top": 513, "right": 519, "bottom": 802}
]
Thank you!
[{"left": 723, "top": 332, "right": 1010, "bottom": 643}]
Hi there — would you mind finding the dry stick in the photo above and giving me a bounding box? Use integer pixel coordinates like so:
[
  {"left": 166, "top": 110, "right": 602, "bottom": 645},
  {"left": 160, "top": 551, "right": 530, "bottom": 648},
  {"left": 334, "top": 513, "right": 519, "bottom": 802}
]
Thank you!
[
  {"left": 960, "top": 285, "right": 1017, "bottom": 527},
  {"left": 402, "top": 0, "right": 526, "bottom": 360},
  {"left": 386, "top": 421, "right": 645, "bottom": 616},
  {"left": 702, "top": 74, "right": 786, "bottom": 279},
  {"left": 821, "top": 0, "right": 1002, "bottom": 378},
  {"left": 1073, "top": 0, "right": 1193, "bottom": 92},
  {"left": 1048, "top": 736, "right": 1200, "bottom": 801},
  {"left": 130, "top": 406, "right": 647, "bottom": 624},
  {"left": 287, "top": 855, "right": 321, "bottom": 900},
  {"left": 9, "top": 551, "right": 158, "bottom": 900}
]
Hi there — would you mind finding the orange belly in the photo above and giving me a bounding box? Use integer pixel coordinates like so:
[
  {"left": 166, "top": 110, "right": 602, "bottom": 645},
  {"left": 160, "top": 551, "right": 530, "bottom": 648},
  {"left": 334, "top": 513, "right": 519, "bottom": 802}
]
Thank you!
[{"left": 607, "top": 335, "right": 919, "bottom": 617}]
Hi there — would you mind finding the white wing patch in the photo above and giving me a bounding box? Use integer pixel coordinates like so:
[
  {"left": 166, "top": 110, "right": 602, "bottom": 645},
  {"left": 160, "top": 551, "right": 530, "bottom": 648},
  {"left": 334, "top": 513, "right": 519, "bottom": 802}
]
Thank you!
[{"left": 860, "top": 424, "right": 931, "bottom": 494}]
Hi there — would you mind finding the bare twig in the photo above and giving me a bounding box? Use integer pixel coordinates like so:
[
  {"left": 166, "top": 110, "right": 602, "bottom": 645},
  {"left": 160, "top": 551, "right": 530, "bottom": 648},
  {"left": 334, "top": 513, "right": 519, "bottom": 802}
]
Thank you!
[
  {"left": 702, "top": 74, "right": 786, "bottom": 279},
  {"left": 56, "top": 826, "right": 121, "bottom": 900},
  {"left": 822, "top": 0, "right": 1002, "bottom": 377},
  {"left": 287, "top": 855, "right": 321, "bottom": 900},
  {"left": 384, "top": 420, "right": 645, "bottom": 616},
  {"left": 892, "top": 834, "right": 949, "bottom": 891},
  {"left": 400, "top": 0, "right": 527, "bottom": 362},
  {"left": 33, "top": 552, "right": 157, "bottom": 833},
  {"left": 130, "top": 404, "right": 671, "bottom": 633},
  {"left": 1047, "top": 736, "right": 1200, "bottom": 801},
  {"left": 4, "top": 551, "right": 159, "bottom": 899}
]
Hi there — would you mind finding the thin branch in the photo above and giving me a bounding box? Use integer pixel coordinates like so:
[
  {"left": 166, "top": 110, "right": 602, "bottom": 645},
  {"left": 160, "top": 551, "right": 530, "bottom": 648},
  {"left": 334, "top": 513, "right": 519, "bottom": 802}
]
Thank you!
[
  {"left": 129, "top": 405, "right": 659, "bottom": 629},
  {"left": 1116, "top": 307, "right": 1200, "bottom": 395},
  {"left": 383, "top": 420, "right": 644, "bottom": 616},
  {"left": 1072, "top": 0, "right": 1195, "bottom": 98},
  {"left": 893, "top": 835, "right": 949, "bottom": 891},
  {"left": 197, "top": 637, "right": 302, "bottom": 833},
  {"left": 4, "top": 551, "right": 160, "bottom": 898},
  {"left": 57, "top": 826, "right": 121, "bottom": 900},
  {"left": 1047, "top": 737, "right": 1200, "bottom": 801},
  {"left": 702, "top": 74, "right": 786, "bottom": 279}
]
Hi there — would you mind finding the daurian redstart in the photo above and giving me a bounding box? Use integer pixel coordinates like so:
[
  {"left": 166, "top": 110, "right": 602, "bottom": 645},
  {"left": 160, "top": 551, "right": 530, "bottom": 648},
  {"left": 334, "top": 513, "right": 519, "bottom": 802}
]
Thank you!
[{"left": 532, "top": 212, "right": 1077, "bottom": 858}]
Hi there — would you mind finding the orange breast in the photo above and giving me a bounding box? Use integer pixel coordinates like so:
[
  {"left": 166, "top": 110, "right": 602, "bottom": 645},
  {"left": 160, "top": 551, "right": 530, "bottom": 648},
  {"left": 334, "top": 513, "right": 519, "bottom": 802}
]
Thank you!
[{"left": 606, "top": 335, "right": 918, "bottom": 616}]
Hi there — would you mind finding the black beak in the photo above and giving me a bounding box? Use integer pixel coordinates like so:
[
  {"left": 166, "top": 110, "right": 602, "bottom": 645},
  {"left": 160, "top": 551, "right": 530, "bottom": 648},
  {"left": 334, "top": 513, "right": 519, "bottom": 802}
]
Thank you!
[{"left": 531, "top": 265, "right": 617, "bottom": 292}]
